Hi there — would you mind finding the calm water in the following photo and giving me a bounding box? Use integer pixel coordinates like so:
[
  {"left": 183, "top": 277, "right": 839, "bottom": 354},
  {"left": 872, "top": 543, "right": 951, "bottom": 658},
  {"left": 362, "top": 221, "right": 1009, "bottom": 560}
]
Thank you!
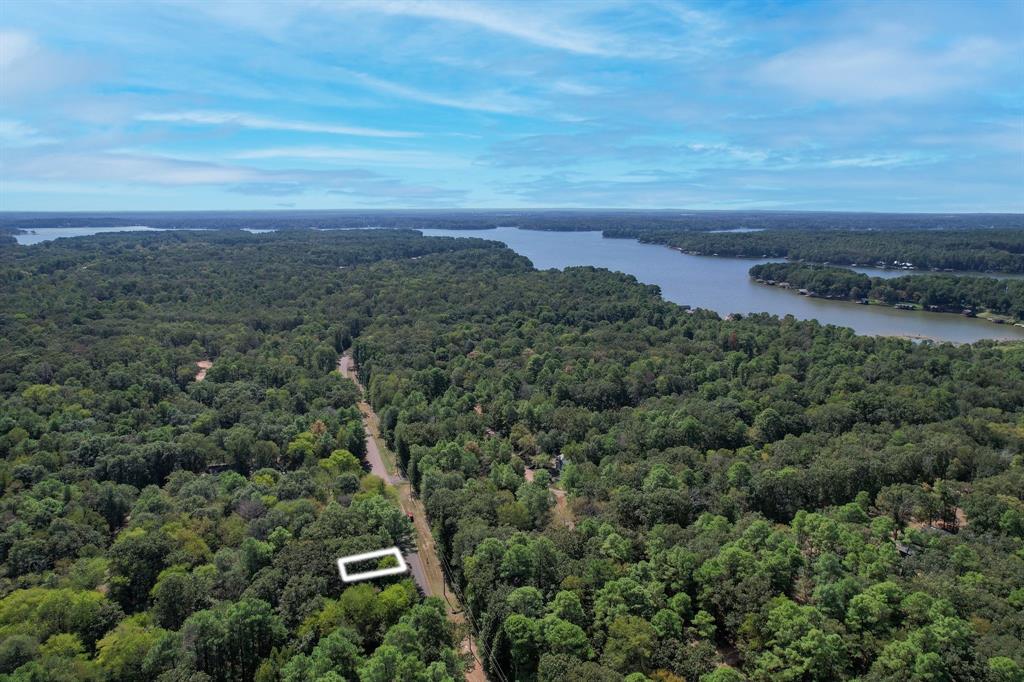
[
  {"left": 851, "top": 264, "right": 1022, "bottom": 281},
  {"left": 13, "top": 226, "right": 158, "bottom": 245},
  {"left": 420, "top": 227, "right": 1024, "bottom": 343}
]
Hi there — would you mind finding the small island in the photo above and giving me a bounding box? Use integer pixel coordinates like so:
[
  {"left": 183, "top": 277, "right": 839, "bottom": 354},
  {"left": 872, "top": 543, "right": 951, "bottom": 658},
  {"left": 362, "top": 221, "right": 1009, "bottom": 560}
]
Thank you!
[{"left": 750, "top": 262, "right": 1024, "bottom": 326}]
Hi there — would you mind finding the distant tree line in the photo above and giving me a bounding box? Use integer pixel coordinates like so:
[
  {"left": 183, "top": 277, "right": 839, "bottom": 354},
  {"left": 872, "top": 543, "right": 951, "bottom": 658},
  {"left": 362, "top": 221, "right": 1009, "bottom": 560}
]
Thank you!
[
  {"left": 605, "top": 228, "right": 1024, "bottom": 273},
  {"left": 3, "top": 209, "right": 1021, "bottom": 234}
]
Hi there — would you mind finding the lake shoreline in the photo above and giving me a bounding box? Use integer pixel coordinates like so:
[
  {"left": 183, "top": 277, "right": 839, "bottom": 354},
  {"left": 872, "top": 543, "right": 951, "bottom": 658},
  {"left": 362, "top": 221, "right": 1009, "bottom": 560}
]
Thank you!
[
  {"left": 750, "top": 279, "right": 1023, "bottom": 338},
  {"left": 10, "top": 224, "right": 1023, "bottom": 343},
  {"left": 421, "top": 227, "right": 1024, "bottom": 344}
]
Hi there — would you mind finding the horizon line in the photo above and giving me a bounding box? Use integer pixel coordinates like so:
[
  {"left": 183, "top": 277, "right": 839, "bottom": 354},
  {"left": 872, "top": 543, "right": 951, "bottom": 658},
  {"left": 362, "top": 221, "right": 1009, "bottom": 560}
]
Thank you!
[{"left": 2, "top": 208, "right": 1023, "bottom": 217}]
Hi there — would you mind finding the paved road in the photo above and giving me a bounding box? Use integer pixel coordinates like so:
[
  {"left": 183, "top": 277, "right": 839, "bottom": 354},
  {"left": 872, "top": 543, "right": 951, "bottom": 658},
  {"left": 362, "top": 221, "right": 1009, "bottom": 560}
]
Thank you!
[
  {"left": 338, "top": 352, "right": 486, "bottom": 681},
  {"left": 339, "top": 355, "right": 431, "bottom": 588},
  {"left": 341, "top": 355, "right": 393, "bottom": 483}
]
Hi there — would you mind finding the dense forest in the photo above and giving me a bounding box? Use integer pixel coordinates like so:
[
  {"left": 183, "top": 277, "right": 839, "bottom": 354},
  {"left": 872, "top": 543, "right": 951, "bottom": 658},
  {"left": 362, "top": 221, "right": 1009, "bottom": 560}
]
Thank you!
[
  {"left": 604, "top": 228, "right": 1024, "bottom": 274},
  {"left": 2, "top": 230, "right": 1023, "bottom": 681},
  {"left": 0, "top": 231, "right": 497, "bottom": 681},
  {"left": 352, "top": 245, "right": 1024, "bottom": 682},
  {"left": 749, "top": 263, "right": 1024, "bottom": 321}
]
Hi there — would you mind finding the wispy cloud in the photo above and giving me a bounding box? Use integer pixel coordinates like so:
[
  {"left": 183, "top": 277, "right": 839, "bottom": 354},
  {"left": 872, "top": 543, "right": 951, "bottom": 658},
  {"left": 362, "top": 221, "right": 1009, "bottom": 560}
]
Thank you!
[
  {"left": 481, "top": 130, "right": 641, "bottom": 168},
  {"left": 344, "top": 0, "right": 618, "bottom": 56},
  {"left": 0, "top": 119, "right": 58, "bottom": 147},
  {"left": 5, "top": 150, "right": 256, "bottom": 185},
  {"left": 684, "top": 143, "right": 770, "bottom": 164},
  {"left": 229, "top": 182, "right": 307, "bottom": 196},
  {"left": 0, "top": 30, "right": 36, "bottom": 69},
  {"left": 325, "top": 180, "right": 465, "bottom": 202},
  {"left": 823, "top": 154, "right": 933, "bottom": 169},
  {"left": 481, "top": 132, "right": 775, "bottom": 169},
  {"left": 231, "top": 146, "right": 468, "bottom": 168},
  {"left": 549, "top": 80, "right": 604, "bottom": 97},
  {"left": 137, "top": 110, "right": 420, "bottom": 138},
  {"left": 1, "top": 0, "right": 1021, "bottom": 211},
  {"left": 2, "top": 148, "right": 464, "bottom": 204},
  {"left": 339, "top": 69, "right": 536, "bottom": 115},
  {"left": 755, "top": 33, "right": 1007, "bottom": 102},
  {"left": 0, "top": 29, "right": 92, "bottom": 98}
]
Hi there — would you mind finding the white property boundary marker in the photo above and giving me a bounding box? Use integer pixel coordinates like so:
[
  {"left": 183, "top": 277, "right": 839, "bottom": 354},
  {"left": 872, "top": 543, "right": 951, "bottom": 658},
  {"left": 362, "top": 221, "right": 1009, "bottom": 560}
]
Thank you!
[{"left": 336, "top": 546, "right": 408, "bottom": 583}]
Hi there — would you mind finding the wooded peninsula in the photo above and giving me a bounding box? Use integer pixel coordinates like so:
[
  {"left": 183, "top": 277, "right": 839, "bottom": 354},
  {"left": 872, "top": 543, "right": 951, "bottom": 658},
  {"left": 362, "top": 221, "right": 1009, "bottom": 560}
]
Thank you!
[{"left": 750, "top": 262, "right": 1024, "bottom": 324}]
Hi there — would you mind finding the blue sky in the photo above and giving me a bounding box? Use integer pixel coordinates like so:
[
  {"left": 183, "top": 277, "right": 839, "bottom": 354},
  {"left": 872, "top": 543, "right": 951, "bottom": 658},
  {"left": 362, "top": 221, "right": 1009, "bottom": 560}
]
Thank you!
[{"left": 1, "top": 0, "right": 1022, "bottom": 211}]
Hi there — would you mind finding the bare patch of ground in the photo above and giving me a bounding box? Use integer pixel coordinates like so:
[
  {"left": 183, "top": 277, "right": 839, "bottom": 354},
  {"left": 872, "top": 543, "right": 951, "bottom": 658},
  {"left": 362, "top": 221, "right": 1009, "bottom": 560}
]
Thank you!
[{"left": 194, "top": 360, "right": 212, "bottom": 381}]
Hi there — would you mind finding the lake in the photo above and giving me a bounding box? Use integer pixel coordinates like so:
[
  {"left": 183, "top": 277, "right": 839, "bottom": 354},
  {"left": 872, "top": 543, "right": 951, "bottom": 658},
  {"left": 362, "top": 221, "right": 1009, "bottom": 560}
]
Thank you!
[
  {"left": 10, "top": 226, "right": 230, "bottom": 245},
  {"left": 850, "top": 264, "right": 1022, "bottom": 281},
  {"left": 13, "top": 226, "right": 159, "bottom": 245},
  {"left": 420, "top": 227, "right": 1024, "bottom": 344}
]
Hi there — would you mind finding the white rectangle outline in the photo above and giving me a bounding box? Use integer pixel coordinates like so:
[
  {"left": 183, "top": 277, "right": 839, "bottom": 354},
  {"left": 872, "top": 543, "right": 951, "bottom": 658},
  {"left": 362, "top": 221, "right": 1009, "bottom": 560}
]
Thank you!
[{"left": 336, "top": 546, "right": 408, "bottom": 583}]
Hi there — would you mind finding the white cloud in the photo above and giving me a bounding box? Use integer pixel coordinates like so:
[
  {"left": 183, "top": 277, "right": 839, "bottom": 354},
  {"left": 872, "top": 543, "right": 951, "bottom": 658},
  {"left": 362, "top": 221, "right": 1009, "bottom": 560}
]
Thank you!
[
  {"left": 137, "top": 110, "right": 420, "bottom": 138},
  {"left": 755, "top": 34, "right": 1006, "bottom": 102}
]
